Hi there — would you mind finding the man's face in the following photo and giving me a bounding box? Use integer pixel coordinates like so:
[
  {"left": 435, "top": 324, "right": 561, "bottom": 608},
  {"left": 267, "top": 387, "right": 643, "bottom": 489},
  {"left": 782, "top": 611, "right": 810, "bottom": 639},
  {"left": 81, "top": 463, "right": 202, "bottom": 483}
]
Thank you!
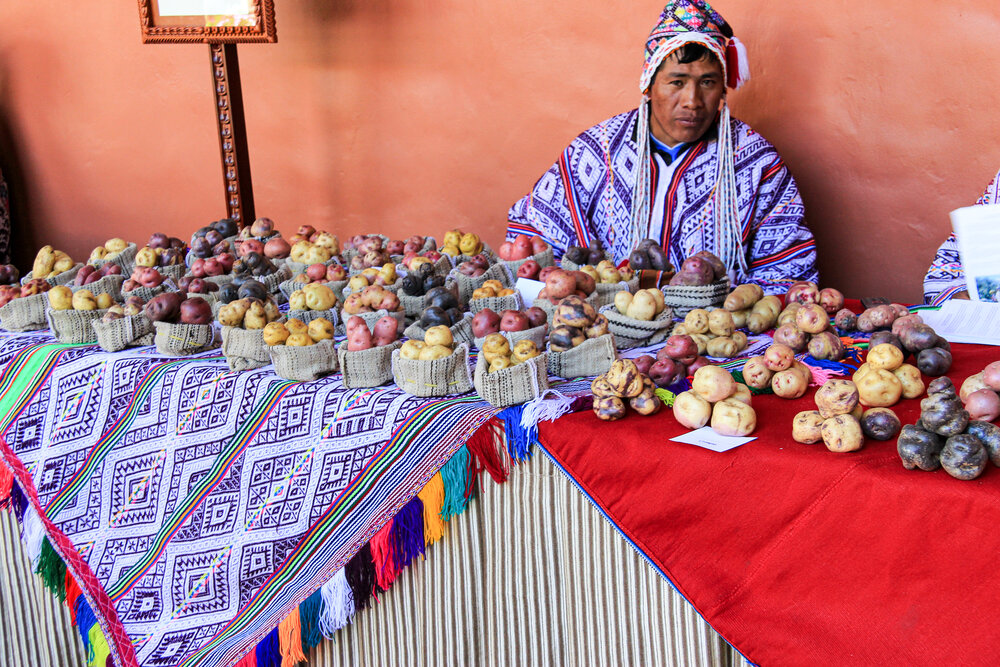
[{"left": 648, "top": 54, "right": 725, "bottom": 146}]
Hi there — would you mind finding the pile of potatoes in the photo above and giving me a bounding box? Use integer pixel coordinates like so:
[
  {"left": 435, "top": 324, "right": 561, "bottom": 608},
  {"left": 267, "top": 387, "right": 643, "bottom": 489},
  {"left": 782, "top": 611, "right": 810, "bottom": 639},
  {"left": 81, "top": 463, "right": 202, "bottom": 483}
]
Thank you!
[
  {"left": 548, "top": 295, "right": 609, "bottom": 352},
  {"left": 289, "top": 284, "right": 339, "bottom": 312},
  {"left": 471, "top": 279, "right": 517, "bottom": 300},
  {"left": 590, "top": 359, "right": 662, "bottom": 421},
  {"left": 852, "top": 343, "right": 925, "bottom": 407},
  {"left": 47, "top": 286, "right": 114, "bottom": 311},
  {"left": 344, "top": 315, "right": 397, "bottom": 351},
  {"left": 342, "top": 285, "right": 400, "bottom": 316},
  {"left": 792, "top": 379, "right": 903, "bottom": 452},
  {"left": 577, "top": 260, "right": 636, "bottom": 285},
  {"left": 347, "top": 264, "right": 398, "bottom": 291},
  {"left": 673, "top": 366, "right": 756, "bottom": 436},
  {"left": 218, "top": 297, "right": 282, "bottom": 329},
  {"left": 88, "top": 238, "right": 130, "bottom": 263},
  {"left": 722, "top": 284, "right": 782, "bottom": 333},
  {"left": 439, "top": 229, "right": 483, "bottom": 257},
  {"left": 897, "top": 377, "right": 1000, "bottom": 480},
  {"left": 672, "top": 308, "right": 749, "bottom": 359},
  {"left": 959, "top": 360, "right": 1000, "bottom": 421},
  {"left": 263, "top": 317, "right": 335, "bottom": 347},
  {"left": 480, "top": 334, "right": 542, "bottom": 372},
  {"left": 741, "top": 343, "right": 815, "bottom": 398},
  {"left": 289, "top": 237, "right": 340, "bottom": 265},
  {"left": 33, "top": 246, "right": 76, "bottom": 279},
  {"left": 399, "top": 324, "right": 457, "bottom": 361},
  {"left": 612, "top": 288, "right": 667, "bottom": 321},
  {"left": 102, "top": 296, "right": 146, "bottom": 323},
  {"left": 840, "top": 312, "right": 954, "bottom": 378},
  {"left": 769, "top": 301, "right": 845, "bottom": 361}
]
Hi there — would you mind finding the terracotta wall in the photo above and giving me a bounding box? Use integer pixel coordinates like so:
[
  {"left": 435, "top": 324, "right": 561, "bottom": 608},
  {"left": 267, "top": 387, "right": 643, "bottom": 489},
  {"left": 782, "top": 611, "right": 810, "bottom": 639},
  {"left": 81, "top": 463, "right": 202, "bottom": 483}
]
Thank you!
[{"left": 0, "top": 1, "right": 996, "bottom": 302}]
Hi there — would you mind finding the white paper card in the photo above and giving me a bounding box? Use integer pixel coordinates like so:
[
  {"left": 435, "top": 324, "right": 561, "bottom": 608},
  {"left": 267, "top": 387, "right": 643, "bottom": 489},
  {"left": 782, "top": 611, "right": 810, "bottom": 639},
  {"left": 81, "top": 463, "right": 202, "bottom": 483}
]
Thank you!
[
  {"left": 669, "top": 427, "right": 755, "bottom": 452},
  {"left": 515, "top": 277, "right": 545, "bottom": 306},
  {"left": 914, "top": 300, "right": 1000, "bottom": 345},
  {"left": 950, "top": 204, "right": 1000, "bottom": 301}
]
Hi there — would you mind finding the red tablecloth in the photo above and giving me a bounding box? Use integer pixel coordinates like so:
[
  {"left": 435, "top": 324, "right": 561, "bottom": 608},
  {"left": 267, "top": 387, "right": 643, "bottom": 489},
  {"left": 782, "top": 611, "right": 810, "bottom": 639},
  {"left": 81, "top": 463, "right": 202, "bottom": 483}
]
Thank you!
[{"left": 537, "top": 342, "right": 1000, "bottom": 667}]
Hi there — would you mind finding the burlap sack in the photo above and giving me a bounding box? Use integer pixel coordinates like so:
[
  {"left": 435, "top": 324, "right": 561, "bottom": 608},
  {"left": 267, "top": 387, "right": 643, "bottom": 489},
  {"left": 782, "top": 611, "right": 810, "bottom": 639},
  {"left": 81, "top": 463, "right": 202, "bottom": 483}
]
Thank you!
[
  {"left": 473, "top": 351, "right": 549, "bottom": 408},
  {"left": 71, "top": 274, "right": 126, "bottom": 302},
  {"left": 285, "top": 308, "right": 339, "bottom": 326},
  {"left": 158, "top": 264, "right": 187, "bottom": 282},
  {"left": 269, "top": 339, "right": 338, "bottom": 382},
  {"left": 338, "top": 339, "right": 401, "bottom": 388},
  {"left": 121, "top": 284, "right": 167, "bottom": 303},
  {"left": 220, "top": 325, "right": 271, "bottom": 371},
  {"left": 403, "top": 315, "right": 475, "bottom": 348},
  {"left": 468, "top": 292, "right": 523, "bottom": 314},
  {"left": 599, "top": 304, "right": 675, "bottom": 350},
  {"left": 391, "top": 343, "right": 473, "bottom": 398},
  {"left": 92, "top": 314, "right": 155, "bottom": 352},
  {"left": 0, "top": 293, "right": 50, "bottom": 331},
  {"left": 23, "top": 264, "right": 84, "bottom": 287},
  {"left": 338, "top": 308, "right": 405, "bottom": 336},
  {"left": 187, "top": 292, "right": 220, "bottom": 313},
  {"left": 450, "top": 262, "right": 512, "bottom": 305},
  {"left": 46, "top": 308, "right": 106, "bottom": 344},
  {"left": 661, "top": 278, "right": 730, "bottom": 317},
  {"left": 547, "top": 333, "right": 616, "bottom": 378},
  {"left": 153, "top": 321, "right": 219, "bottom": 356},
  {"left": 397, "top": 280, "right": 460, "bottom": 320},
  {"left": 593, "top": 276, "right": 640, "bottom": 307},
  {"left": 559, "top": 252, "right": 610, "bottom": 272},
  {"left": 473, "top": 323, "right": 547, "bottom": 351},
  {"left": 498, "top": 247, "right": 555, "bottom": 274},
  {"left": 256, "top": 265, "right": 293, "bottom": 295},
  {"left": 532, "top": 291, "right": 601, "bottom": 319},
  {"left": 94, "top": 243, "right": 138, "bottom": 273}
]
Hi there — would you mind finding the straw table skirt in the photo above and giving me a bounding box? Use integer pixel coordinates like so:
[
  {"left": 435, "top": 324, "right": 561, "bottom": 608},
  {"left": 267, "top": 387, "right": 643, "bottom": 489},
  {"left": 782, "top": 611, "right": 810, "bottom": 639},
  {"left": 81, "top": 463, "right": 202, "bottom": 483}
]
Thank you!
[{"left": 0, "top": 452, "right": 747, "bottom": 667}]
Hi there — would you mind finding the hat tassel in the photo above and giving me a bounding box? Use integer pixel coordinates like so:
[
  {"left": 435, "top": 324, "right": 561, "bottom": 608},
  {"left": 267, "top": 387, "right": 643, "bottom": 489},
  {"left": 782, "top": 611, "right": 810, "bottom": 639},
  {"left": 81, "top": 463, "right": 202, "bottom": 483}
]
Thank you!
[{"left": 726, "top": 36, "right": 750, "bottom": 89}]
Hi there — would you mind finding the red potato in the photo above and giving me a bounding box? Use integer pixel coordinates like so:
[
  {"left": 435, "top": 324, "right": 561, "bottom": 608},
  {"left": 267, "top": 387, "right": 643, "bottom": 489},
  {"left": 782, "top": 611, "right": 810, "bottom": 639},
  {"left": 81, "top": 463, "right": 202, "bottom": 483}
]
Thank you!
[
  {"left": 785, "top": 281, "right": 820, "bottom": 305},
  {"left": 966, "top": 389, "right": 1000, "bottom": 422},
  {"left": 239, "top": 239, "right": 265, "bottom": 257},
  {"left": 135, "top": 267, "right": 164, "bottom": 288},
  {"left": 75, "top": 265, "right": 97, "bottom": 286},
  {"left": 818, "top": 287, "right": 845, "bottom": 315},
  {"left": 538, "top": 266, "right": 559, "bottom": 283},
  {"left": 386, "top": 240, "right": 405, "bottom": 255},
  {"left": 649, "top": 357, "right": 685, "bottom": 388},
  {"left": 500, "top": 310, "right": 531, "bottom": 332},
  {"left": 497, "top": 241, "right": 515, "bottom": 261},
  {"left": 347, "top": 325, "right": 373, "bottom": 351},
  {"left": 545, "top": 270, "right": 577, "bottom": 301},
  {"left": 517, "top": 260, "right": 541, "bottom": 280},
  {"left": 327, "top": 264, "right": 347, "bottom": 281},
  {"left": 530, "top": 237, "right": 549, "bottom": 255},
  {"left": 372, "top": 316, "right": 398, "bottom": 346},
  {"left": 983, "top": 361, "right": 1000, "bottom": 392},
  {"left": 659, "top": 334, "right": 699, "bottom": 366},
  {"left": 144, "top": 292, "right": 185, "bottom": 323},
  {"left": 572, "top": 270, "right": 596, "bottom": 295},
  {"left": 472, "top": 308, "right": 501, "bottom": 338},
  {"left": 305, "top": 263, "right": 327, "bottom": 282},
  {"left": 457, "top": 262, "right": 485, "bottom": 277},
  {"left": 264, "top": 237, "right": 291, "bottom": 259},
  {"left": 179, "top": 297, "right": 213, "bottom": 325},
  {"left": 512, "top": 235, "right": 533, "bottom": 260},
  {"left": 632, "top": 355, "right": 655, "bottom": 376},
  {"left": 524, "top": 307, "right": 547, "bottom": 329}
]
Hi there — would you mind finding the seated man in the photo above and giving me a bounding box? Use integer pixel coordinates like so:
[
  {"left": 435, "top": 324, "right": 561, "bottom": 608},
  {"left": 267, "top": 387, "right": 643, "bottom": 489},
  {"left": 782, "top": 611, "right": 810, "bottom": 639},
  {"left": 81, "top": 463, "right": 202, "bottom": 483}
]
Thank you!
[
  {"left": 506, "top": 0, "right": 817, "bottom": 293},
  {"left": 923, "top": 168, "right": 1000, "bottom": 304}
]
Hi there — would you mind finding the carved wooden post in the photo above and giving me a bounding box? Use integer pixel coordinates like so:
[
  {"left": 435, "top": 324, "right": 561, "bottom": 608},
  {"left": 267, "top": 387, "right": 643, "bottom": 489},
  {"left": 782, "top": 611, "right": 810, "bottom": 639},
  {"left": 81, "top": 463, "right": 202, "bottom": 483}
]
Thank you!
[{"left": 210, "top": 43, "right": 255, "bottom": 228}]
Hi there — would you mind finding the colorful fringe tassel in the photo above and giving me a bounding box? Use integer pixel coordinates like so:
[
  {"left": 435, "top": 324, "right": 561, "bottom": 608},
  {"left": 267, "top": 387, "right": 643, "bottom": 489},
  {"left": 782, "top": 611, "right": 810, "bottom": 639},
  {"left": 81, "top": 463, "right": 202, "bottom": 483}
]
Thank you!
[
  {"left": 318, "top": 569, "right": 354, "bottom": 638},
  {"left": 392, "top": 496, "right": 425, "bottom": 569},
  {"left": 0, "top": 464, "right": 11, "bottom": 510},
  {"left": 465, "top": 418, "right": 508, "bottom": 483},
  {"left": 37, "top": 537, "right": 68, "bottom": 601},
  {"left": 439, "top": 447, "right": 471, "bottom": 520},
  {"left": 255, "top": 627, "right": 281, "bottom": 667},
  {"left": 278, "top": 606, "right": 306, "bottom": 667},
  {"left": 498, "top": 404, "right": 532, "bottom": 461},
  {"left": 75, "top": 596, "right": 97, "bottom": 660},
  {"left": 370, "top": 519, "right": 399, "bottom": 590},
  {"left": 66, "top": 570, "right": 82, "bottom": 625},
  {"left": 344, "top": 543, "right": 377, "bottom": 611},
  {"left": 418, "top": 473, "right": 446, "bottom": 545},
  {"left": 298, "top": 589, "right": 324, "bottom": 654}
]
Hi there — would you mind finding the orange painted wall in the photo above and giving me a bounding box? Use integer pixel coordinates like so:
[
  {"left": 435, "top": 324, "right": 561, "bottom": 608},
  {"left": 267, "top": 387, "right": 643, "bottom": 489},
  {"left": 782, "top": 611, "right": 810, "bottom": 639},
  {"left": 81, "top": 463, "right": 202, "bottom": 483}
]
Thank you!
[{"left": 0, "top": 1, "right": 996, "bottom": 302}]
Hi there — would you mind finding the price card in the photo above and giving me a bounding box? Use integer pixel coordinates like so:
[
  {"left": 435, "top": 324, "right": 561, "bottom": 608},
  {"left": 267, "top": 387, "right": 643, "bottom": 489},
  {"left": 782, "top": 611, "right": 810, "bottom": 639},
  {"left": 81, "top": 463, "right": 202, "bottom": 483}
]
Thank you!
[{"left": 669, "top": 427, "right": 755, "bottom": 452}]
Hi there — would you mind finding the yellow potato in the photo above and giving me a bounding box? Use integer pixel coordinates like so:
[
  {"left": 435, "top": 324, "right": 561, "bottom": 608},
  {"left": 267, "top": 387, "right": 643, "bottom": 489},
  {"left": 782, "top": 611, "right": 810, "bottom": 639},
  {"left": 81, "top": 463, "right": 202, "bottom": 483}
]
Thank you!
[
  {"left": 307, "top": 318, "right": 335, "bottom": 342},
  {"left": 691, "top": 365, "right": 736, "bottom": 403},
  {"left": 48, "top": 286, "right": 74, "bottom": 310},
  {"left": 72, "top": 290, "right": 98, "bottom": 311},
  {"left": 96, "top": 293, "right": 115, "bottom": 310},
  {"left": 710, "top": 398, "right": 757, "bottom": 436},
  {"left": 418, "top": 344, "right": 453, "bottom": 361},
  {"left": 285, "top": 318, "right": 308, "bottom": 336},
  {"left": 424, "top": 325, "right": 454, "bottom": 349},
  {"left": 708, "top": 308, "right": 735, "bottom": 337},
  {"left": 614, "top": 290, "right": 633, "bottom": 316},
  {"left": 672, "top": 390, "right": 712, "bottom": 430},
  {"left": 262, "top": 322, "right": 289, "bottom": 346},
  {"left": 105, "top": 238, "right": 128, "bottom": 253},
  {"left": 288, "top": 291, "right": 308, "bottom": 311},
  {"left": 489, "top": 356, "right": 513, "bottom": 373},
  {"left": 286, "top": 333, "right": 314, "bottom": 346},
  {"left": 856, "top": 368, "right": 903, "bottom": 407},
  {"left": 400, "top": 339, "right": 426, "bottom": 360},
  {"left": 792, "top": 410, "right": 825, "bottom": 444},
  {"left": 684, "top": 309, "right": 710, "bottom": 334},
  {"left": 892, "top": 363, "right": 924, "bottom": 399},
  {"left": 821, "top": 414, "right": 864, "bottom": 453},
  {"left": 243, "top": 302, "right": 268, "bottom": 329},
  {"left": 867, "top": 343, "right": 904, "bottom": 372}
]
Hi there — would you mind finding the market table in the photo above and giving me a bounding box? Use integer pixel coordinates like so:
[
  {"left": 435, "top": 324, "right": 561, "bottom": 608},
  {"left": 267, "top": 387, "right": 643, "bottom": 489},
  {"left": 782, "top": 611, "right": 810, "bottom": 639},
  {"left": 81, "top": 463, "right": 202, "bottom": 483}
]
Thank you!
[{"left": 537, "top": 341, "right": 1000, "bottom": 667}]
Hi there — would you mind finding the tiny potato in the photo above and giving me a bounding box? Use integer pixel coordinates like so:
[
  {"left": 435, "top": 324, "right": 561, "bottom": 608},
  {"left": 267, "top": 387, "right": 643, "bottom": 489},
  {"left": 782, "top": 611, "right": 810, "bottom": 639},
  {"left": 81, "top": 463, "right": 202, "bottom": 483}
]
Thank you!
[
  {"left": 792, "top": 410, "right": 825, "bottom": 444},
  {"left": 307, "top": 318, "right": 335, "bottom": 342},
  {"left": 672, "top": 390, "right": 712, "bottom": 430},
  {"left": 856, "top": 368, "right": 903, "bottom": 407},
  {"left": 821, "top": 414, "right": 864, "bottom": 453},
  {"left": 400, "top": 339, "right": 426, "bottom": 360},
  {"left": 867, "top": 343, "right": 904, "bottom": 371},
  {"left": 691, "top": 365, "right": 736, "bottom": 403},
  {"left": 48, "top": 285, "right": 74, "bottom": 310},
  {"left": 707, "top": 308, "right": 735, "bottom": 337},
  {"left": 683, "top": 309, "right": 710, "bottom": 334},
  {"left": 262, "top": 322, "right": 289, "bottom": 346},
  {"left": 482, "top": 333, "right": 511, "bottom": 363},
  {"left": 764, "top": 343, "right": 795, "bottom": 371},
  {"left": 424, "top": 325, "right": 454, "bottom": 349},
  {"left": 814, "top": 379, "right": 860, "bottom": 418},
  {"left": 771, "top": 367, "right": 808, "bottom": 399},
  {"left": 419, "top": 344, "right": 453, "bottom": 361},
  {"left": 710, "top": 398, "right": 757, "bottom": 436},
  {"left": 893, "top": 363, "right": 924, "bottom": 400},
  {"left": 741, "top": 356, "right": 773, "bottom": 390}
]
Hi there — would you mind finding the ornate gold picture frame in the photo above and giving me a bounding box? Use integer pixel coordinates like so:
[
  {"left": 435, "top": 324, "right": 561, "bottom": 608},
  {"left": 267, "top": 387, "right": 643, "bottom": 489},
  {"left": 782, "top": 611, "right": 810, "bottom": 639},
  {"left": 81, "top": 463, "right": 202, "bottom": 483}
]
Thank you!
[{"left": 138, "top": 0, "right": 276, "bottom": 44}]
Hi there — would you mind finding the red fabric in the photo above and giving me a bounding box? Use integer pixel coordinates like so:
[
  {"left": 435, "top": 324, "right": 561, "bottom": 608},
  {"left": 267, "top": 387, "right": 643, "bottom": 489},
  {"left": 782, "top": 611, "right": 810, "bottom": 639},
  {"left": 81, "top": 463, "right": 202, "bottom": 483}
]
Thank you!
[{"left": 538, "top": 342, "right": 1000, "bottom": 667}]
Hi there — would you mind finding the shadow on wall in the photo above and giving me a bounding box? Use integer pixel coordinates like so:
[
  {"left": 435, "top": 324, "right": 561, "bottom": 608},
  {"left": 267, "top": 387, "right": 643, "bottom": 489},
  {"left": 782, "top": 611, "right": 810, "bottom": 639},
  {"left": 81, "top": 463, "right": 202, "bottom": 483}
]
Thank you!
[{"left": 0, "top": 64, "right": 37, "bottom": 273}]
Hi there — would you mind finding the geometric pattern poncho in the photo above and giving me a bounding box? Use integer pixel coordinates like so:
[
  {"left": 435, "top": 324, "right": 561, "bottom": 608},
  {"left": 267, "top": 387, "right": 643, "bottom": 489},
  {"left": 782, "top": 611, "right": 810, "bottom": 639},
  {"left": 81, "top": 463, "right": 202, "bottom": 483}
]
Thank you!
[
  {"left": 923, "top": 168, "right": 1000, "bottom": 304},
  {"left": 506, "top": 108, "right": 818, "bottom": 294}
]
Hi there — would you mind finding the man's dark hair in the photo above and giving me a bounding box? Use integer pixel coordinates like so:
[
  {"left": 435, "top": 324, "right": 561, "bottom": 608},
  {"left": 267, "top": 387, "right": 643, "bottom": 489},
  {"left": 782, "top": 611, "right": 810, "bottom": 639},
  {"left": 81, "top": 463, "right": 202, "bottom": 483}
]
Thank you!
[{"left": 672, "top": 42, "right": 713, "bottom": 64}]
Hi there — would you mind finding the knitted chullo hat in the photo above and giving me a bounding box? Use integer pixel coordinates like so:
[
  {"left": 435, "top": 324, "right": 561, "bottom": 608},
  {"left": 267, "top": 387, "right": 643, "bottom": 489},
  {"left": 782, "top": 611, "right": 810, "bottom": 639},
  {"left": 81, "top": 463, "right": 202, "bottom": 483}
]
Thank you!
[{"left": 631, "top": 0, "right": 750, "bottom": 275}]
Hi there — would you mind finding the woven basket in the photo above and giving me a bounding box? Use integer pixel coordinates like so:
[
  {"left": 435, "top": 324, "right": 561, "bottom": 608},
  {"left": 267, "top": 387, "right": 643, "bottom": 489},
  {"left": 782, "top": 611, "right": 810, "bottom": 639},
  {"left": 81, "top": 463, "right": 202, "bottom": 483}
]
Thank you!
[
  {"left": 593, "top": 276, "right": 640, "bottom": 307},
  {"left": 93, "top": 243, "right": 138, "bottom": 273},
  {"left": 338, "top": 339, "right": 401, "bottom": 388},
  {"left": 285, "top": 308, "right": 339, "bottom": 327},
  {"left": 0, "top": 293, "right": 50, "bottom": 331},
  {"left": 532, "top": 291, "right": 600, "bottom": 319},
  {"left": 403, "top": 315, "right": 475, "bottom": 348},
  {"left": 450, "top": 262, "right": 512, "bottom": 305},
  {"left": 71, "top": 274, "right": 126, "bottom": 302},
  {"left": 153, "top": 321, "right": 219, "bottom": 356},
  {"left": 46, "top": 308, "right": 106, "bottom": 344},
  {"left": 661, "top": 278, "right": 729, "bottom": 317},
  {"left": 221, "top": 325, "right": 271, "bottom": 371},
  {"left": 23, "top": 264, "right": 84, "bottom": 287},
  {"left": 498, "top": 247, "right": 555, "bottom": 274},
  {"left": 547, "top": 333, "right": 616, "bottom": 378},
  {"left": 391, "top": 343, "right": 473, "bottom": 398},
  {"left": 473, "top": 323, "right": 548, "bottom": 351},
  {"left": 255, "top": 265, "right": 292, "bottom": 295},
  {"left": 338, "top": 308, "right": 405, "bottom": 336},
  {"left": 398, "top": 280, "right": 460, "bottom": 321},
  {"left": 468, "top": 293, "right": 523, "bottom": 314},
  {"left": 473, "top": 351, "right": 549, "bottom": 408},
  {"left": 157, "top": 264, "right": 186, "bottom": 282},
  {"left": 599, "top": 304, "right": 675, "bottom": 350},
  {"left": 92, "top": 314, "right": 155, "bottom": 352},
  {"left": 270, "top": 338, "right": 338, "bottom": 381},
  {"left": 121, "top": 284, "right": 168, "bottom": 303}
]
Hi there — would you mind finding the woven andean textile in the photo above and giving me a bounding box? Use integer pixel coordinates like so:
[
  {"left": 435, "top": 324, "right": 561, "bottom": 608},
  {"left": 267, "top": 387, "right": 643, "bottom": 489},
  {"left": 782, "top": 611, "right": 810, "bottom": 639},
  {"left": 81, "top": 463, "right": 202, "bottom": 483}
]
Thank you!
[{"left": 0, "top": 331, "right": 498, "bottom": 667}]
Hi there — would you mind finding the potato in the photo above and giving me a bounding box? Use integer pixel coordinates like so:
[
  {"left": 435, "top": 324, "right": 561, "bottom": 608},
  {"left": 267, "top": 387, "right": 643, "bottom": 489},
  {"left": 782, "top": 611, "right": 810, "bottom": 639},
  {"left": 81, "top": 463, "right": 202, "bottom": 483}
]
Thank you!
[
  {"left": 285, "top": 318, "right": 308, "bottom": 336},
  {"left": 771, "top": 367, "right": 808, "bottom": 399},
  {"left": 706, "top": 336, "right": 739, "bottom": 358},
  {"left": 613, "top": 291, "right": 633, "bottom": 316},
  {"left": 807, "top": 331, "right": 845, "bottom": 361},
  {"left": 730, "top": 331, "right": 747, "bottom": 351},
  {"left": 897, "top": 424, "right": 944, "bottom": 470},
  {"left": 855, "top": 368, "right": 903, "bottom": 407},
  {"left": 710, "top": 398, "right": 757, "bottom": 436},
  {"left": 795, "top": 303, "right": 829, "bottom": 334},
  {"left": 916, "top": 347, "right": 952, "bottom": 377},
  {"left": 692, "top": 365, "right": 736, "bottom": 403},
  {"left": 424, "top": 325, "right": 454, "bottom": 349},
  {"left": 262, "top": 322, "right": 289, "bottom": 346},
  {"left": 776, "top": 302, "right": 801, "bottom": 328},
  {"left": 730, "top": 308, "right": 750, "bottom": 329},
  {"left": 867, "top": 343, "right": 904, "bottom": 371},
  {"left": 741, "top": 356, "right": 773, "bottom": 390},
  {"left": 289, "top": 290, "right": 308, "bottom": 311},
  {"left": 629, "top": 388, "right": 662, "bottom": 416},
  {"left": 860, "top": 407, "right": 902, "bottom": 441},
  {"left": 959, "top": 372, "right": 989, "bottom": 403},
  {"left": 47, "top": 285, "right": 73, "bottom": 310},
  {"left": 964, "top": 389, "right": 1000, "bottom": 422},
  {"left": 303, "top": 284, "right": 337, "bottom": 311},
  {"left": 706, "top": 309, "right": 734, "bottom": 337},
  {"left": 723, "top": 284, "right": 763, "bottom": 312},
  {"left": 308, "top": 318, "right": 335, "bottom": 342},
  {"left": 400, "top": 339, "right": 425, "bottom": 360},
  {"left": 419, "top": 344, "right": 453, "bottom": 361},
  {"left": 689, "top": 333, "right": 710, "bottom": 355},
  {"left": 730, "top": 383, "right": 752, "bottom": 406},
  {"left": 594, "top": 396, "right": 627, "bottom": 421},
  {"left": 286, "top": 333, "right": 314, "bottom": 346},
  {"left": 72, "top": 289, "right": 98, "bottom": 311},
  {"left": 105, "top": 238, "right": 128, "bottom": 253},
  {"left": 683, "top": 309, "right": 710, "bottom": 335},
  {"left": 821, "top": 415, "right": 864, "bottom": 453},
  {"left": 591, "top": 376, "right": 617, "bottom": 398},
  {"left": 940, "top": 434, "right": 988, "bottom": 481},
  {"left": 763, "top": 343, "right": 795, "bottom": 371},
  {"left": 243, "top": 302, "right": 268, "bottom": 329},
  {"left": 892, "top": 363, "right": 924, "bottom": 400},
  {"left": 792, "top": 410, "right": 825, "bottom": 444},
  {"left": 96, "top": 293, "right": 115, "bottom": 310},
  {"left": 772, "top": 323, "right": 808, "bottom": 353},
  {"left": 605, "top": 359, "right": 645, "bottom": 398},
  {"left": 815, "top": 379, "right": 860, "bottom": 418},
  {"left": 489, "top": 356, "right": 513, "bottom": 373},
  {"left": 625, "top": 290, "right": 658, "bottom": 321},
  {"left": 672, "top": 390, "right": 712, "bottom": 430},
  {"left": 511, "top": 340, "right": 540, "bottom": 363},
  {"left": 33, "top": 245, "right": 56, "bottom": 277}
]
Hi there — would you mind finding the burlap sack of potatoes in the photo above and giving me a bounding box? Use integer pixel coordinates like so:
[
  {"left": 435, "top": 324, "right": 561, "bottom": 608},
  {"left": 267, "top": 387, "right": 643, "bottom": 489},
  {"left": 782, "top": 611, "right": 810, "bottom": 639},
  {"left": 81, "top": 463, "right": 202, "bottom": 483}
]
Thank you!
[
  {"left": 452, "top": 241, "right": 498, "bottom": 267},
  {"left": 221, "top": 325, "right": 271, "bottom": 371},
  {"left": 94, "top": 243, "right": 138, "bottom": 273},
  {"left": 391, "top": 343, "right": 473, "bottom": 398},
  {"left": 46, "top": 308, "right": 107, "bottom": 345},
  {"left": 92, "top": 314, "right": 155, "bottom": 352},
  {"left": 497, "top": 247, "right": 555, "bottom": 274},
  {"left": 399, "top": 253, "right": 453, "bottom": 278},
  {"left": 546, "top": 333, "right": 616, "bottom": 378},
  {"left": 0, "top": 293, "right": 50, "bottom": 331},
  {"left": 337, "top": 308, "right": 404, "bottom": 337},
  {"left": 270, "top": 338, "right": 338, "bottom": 381},
  {"left": 473, "top": 351, "right": 549, "bottom": 408},
  {"left": 279, "top": 278, "right": 347, "bottom": 303},
  {"left": 337, "top": 339, "right": 401, "bottom": 388},
  {"left": 593, "top": 276, "right": 640, "bottom": 307},
  {"left": 660, "top": 278, "right": 730, "bottom": 317},
  {"left": 599, "top": 304, "right": 675, "bottom": 350},
  {"left": 286, "top": 308, "right": 339, "bottom": 327},
  {"left": 71, "top": 274, "right": 126, "bottom": 302},
  {"left": 531, "top": 291, "right": 601, "bottom": 320},
  {"left": 473, "top": 323, "right": 547, "bottom": 351},
  {"left": 403, "top": 315, "right": 475, "bottom": 348},
  {"left": 153, "top": 321, "right": 218, "bottom": 356},
  {"left": 121, "top": 284, "right": 168, "bottom": 303},
  {"left": 22, "top": 264, "right": 84, "bottom": 287},
  {"left": 450, "top": 262, "right": 512, "bottom": 305}
]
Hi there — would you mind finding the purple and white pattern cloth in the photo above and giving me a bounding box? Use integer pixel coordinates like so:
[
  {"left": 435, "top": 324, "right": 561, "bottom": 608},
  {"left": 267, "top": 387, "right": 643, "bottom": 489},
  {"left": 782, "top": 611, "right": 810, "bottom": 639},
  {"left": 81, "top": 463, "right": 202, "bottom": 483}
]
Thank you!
[
  {"left": 923, "top": 169, "right": 1000, "bottom": 304},
  {"left": 506, "top": 108, "right": 818, "bottom": 294}
]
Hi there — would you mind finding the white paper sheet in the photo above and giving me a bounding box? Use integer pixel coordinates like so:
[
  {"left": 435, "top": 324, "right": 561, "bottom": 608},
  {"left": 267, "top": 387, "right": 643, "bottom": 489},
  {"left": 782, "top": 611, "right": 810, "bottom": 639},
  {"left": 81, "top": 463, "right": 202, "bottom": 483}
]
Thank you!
[
  {"left": 514, "top": 277, "right": 545, "bottom": 306},
  {"left": 669, "top": 426, "right": 755, "bottom": 452},
  {"left": 950, "top": 204, "right": 1000, "bottom": 302},
  {"left": 914, "top": 300, "right": 1000, "bottom": 345}
]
